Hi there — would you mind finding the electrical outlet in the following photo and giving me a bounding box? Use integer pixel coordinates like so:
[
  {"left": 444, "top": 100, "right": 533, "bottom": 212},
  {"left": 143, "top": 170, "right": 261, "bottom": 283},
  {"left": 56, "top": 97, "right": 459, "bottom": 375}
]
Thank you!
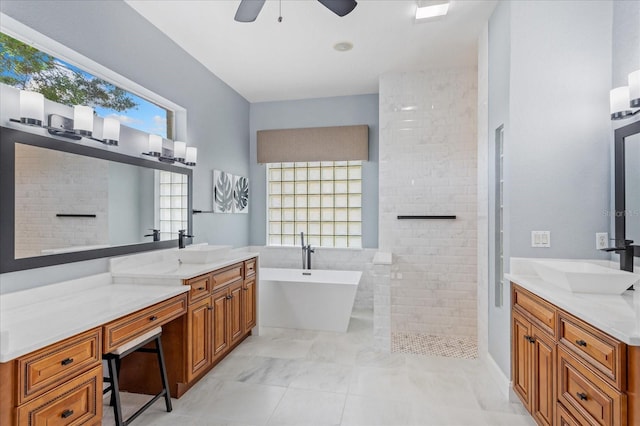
[
  {"left": 531, "top": 231, "right": 551, "bottom": 248},
  {"left": 596, "top": 232, "right": 609, "bottom": 250}
]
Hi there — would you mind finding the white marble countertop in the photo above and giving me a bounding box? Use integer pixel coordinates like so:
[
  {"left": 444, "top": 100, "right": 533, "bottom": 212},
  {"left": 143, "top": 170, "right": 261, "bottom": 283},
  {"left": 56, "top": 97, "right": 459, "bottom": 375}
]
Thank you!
[
  {"left": 0, "top": 273, "right": 189, "bottom": 362},
  {"left": 110, "top": 247, "right": 259, "bottom": 284},
  {"left": 506, "top": 259, "right": 640, "bottom": 346}
]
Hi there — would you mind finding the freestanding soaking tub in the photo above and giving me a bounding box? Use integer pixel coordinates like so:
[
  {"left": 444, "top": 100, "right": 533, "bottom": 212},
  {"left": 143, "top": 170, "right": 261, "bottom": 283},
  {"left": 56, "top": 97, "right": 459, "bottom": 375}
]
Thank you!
[{"left": 259, "top": 268, "right": 362, "bottom": 332}]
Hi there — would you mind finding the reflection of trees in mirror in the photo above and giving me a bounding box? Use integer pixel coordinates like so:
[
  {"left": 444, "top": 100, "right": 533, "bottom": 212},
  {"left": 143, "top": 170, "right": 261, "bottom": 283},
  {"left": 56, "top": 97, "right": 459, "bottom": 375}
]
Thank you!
[{"left": 0, "top": 32, "right": 170, "bottom": 138}]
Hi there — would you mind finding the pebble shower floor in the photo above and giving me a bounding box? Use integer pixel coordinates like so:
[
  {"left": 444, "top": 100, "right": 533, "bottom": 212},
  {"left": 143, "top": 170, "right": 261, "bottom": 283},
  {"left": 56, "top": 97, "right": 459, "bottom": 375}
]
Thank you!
[{"left": 391, "top": 332, "right": 478, "bottom": 359}]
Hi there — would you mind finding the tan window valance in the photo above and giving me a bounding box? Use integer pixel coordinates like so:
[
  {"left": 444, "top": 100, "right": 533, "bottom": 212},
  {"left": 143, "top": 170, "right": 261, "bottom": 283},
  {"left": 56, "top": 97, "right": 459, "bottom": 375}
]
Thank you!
[{"left": 257, "top": 125, "right": 369, "bottom": 163}]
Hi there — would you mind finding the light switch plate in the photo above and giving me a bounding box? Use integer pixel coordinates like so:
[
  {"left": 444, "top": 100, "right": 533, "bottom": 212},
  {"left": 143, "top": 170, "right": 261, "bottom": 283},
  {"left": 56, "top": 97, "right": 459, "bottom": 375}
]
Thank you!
[
  {"left": 596, "top": 232, "right": 608, "bottom": 249},
  {"left": 531, "top": 231, "right": 551, "bottom": 248}
]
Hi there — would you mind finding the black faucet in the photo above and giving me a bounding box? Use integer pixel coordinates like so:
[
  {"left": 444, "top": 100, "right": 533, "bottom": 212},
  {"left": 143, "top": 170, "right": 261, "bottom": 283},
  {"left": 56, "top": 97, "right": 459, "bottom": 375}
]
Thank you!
[
  {"left": 602, "top": 239, "right": 634, "bottom": 273},
  {"left": 144, "top": 229, "right": 161, "bottom": 242},
  {"left": 178, "top": 229, "right": 193, "bottom": 249}
]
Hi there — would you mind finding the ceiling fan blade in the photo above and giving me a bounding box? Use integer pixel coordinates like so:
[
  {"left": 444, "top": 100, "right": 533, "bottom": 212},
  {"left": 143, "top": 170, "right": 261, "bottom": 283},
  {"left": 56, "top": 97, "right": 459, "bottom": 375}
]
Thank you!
[
  {"left": 317, "top": 0, "right": 358, "bottom": 17},
  {"left": 234, "top": 0, "right": 266, "bottom": 22}
]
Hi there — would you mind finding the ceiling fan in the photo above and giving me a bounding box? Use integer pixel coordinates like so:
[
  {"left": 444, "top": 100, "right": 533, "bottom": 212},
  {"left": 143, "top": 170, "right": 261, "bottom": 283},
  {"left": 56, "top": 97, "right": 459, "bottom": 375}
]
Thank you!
[{"left": 234, "top": 0, "right": 358, "bottom": 23}]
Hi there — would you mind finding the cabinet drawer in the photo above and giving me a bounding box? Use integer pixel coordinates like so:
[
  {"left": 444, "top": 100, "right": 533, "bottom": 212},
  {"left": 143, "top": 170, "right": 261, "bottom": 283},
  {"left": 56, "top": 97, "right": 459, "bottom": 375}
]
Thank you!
[
  {"left": 185, "top": 273, "right": 212, "bottom": 303},
  {"left": 16, "top": 365, "right": 102, "bottom": 426},
  {"left": 212, "top": 263, "right": 243, "bottom": 289},
  {"left": 18, "top": 328, "right": 101, "bottom": 404},
  {"left": 556, "top": 403, "right": 582, "bottom": 426},
  {"left": 103, "top": 294, "right": 187, "bottom": 353},
  {"left": 244, "top": 259, "right": 256, "bottom": 277},
  {"left": 559, "top": 312, "right": 625, "bottom": 390},
  {"left": 557, "top": 347, "right": 626, "bottom": 426},
  {"left": 512, "top": 285, "right": 556, "bottom": 337}
]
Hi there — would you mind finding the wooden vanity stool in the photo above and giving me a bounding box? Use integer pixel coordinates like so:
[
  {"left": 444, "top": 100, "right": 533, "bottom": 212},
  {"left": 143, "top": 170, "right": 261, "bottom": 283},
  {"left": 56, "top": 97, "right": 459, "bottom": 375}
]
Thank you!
[{"left": 103, "top": 327, "right": 172, "bottom": 426}]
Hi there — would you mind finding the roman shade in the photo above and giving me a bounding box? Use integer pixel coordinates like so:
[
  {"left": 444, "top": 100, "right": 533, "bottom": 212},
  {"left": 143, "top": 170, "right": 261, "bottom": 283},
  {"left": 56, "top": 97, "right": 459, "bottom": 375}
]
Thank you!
[{"left": 257, "top": 125, "right": 369, "bottom": 163}]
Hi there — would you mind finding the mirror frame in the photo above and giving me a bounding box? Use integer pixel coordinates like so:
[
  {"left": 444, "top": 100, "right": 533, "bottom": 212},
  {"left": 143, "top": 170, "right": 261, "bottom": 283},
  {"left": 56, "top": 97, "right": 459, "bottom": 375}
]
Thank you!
[
  {"left": 614, "top": 119, "right": 640, "bottom": 257},
  {"left": 0, "top": 126, "right": 193, "bottom": 273}
]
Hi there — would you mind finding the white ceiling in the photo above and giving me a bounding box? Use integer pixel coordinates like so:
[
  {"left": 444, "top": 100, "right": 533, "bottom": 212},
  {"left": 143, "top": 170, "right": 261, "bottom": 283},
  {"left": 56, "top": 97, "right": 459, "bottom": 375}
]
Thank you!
[{"left": 125, "top": 0, "right": 496, "bottom": 103}]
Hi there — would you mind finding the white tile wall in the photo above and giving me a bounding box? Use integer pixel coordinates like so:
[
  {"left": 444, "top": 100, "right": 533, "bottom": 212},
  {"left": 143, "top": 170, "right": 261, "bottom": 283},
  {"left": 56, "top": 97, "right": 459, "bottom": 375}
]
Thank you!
[
  {"left": 14, "top": 144, "right": 109, "bottom": 258},
  {"left": 379, "top": 69, "right": 478, "bottom": 338}
]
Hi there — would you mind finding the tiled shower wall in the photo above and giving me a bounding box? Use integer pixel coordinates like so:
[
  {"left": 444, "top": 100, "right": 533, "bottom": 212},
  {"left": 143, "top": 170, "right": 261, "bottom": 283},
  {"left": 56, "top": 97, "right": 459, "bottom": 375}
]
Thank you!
[
  {"left": 379, "top": 69, "right": 478, "bottom": 338},
  {"left": 249, "top": 246, "right": 375, "bottom": 311}
]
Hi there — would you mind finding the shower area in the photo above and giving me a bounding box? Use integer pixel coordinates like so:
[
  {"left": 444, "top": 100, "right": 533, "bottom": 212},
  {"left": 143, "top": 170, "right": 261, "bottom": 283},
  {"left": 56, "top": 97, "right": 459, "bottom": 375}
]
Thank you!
[{"left": 379, "top": 69, "right": 479, "bottom": 359}]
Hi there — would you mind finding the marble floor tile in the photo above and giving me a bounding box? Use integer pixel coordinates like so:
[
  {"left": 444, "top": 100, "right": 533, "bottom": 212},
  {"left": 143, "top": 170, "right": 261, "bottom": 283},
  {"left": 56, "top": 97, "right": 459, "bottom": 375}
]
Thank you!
[
  {"left": 104, "top": 309, "right": 534, "bottom": 426},
  {"left": 266, "top": 388, "right": 346, "bottom": 426},
  {"left": 288, "top": 360, "right": 353, "bottom": 393}
]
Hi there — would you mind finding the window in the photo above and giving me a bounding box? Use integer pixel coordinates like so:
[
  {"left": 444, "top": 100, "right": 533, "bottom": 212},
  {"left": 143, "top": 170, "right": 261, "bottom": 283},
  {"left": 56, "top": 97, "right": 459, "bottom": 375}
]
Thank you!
[
  {"left": 0, "top": 32, "right": 172, "bottom": 138},
  {"left": 267, "top": 161, "right": 362, "bottom": 248},
  {"left": 158, "top": 171, "right": 188, "bottom": 240}
]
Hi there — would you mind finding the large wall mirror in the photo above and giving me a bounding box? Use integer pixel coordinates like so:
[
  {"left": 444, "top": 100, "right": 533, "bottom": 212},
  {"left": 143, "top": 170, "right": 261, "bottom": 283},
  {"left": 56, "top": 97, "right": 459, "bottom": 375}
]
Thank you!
[
  {"left": 614, "top": 119, "right": 640, "bottom": 258},
  {"left": 0, "top": 126, "right": 192, "bottom": 273}
]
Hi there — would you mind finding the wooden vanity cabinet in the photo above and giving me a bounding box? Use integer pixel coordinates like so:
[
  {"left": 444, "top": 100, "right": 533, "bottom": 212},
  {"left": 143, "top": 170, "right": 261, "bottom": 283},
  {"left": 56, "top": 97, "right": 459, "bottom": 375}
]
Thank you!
[
  {"left": 512, "top": 288, "right": 556, "bottom": 426},
  {"left": 154, "top": 258, "right": 258, "bottom": 398},
  {"left": 511, "top": 283, "right": 639, "bottom": 426},
  {"left": 0, "top": 328, "right": 103, "bottom": 426}
]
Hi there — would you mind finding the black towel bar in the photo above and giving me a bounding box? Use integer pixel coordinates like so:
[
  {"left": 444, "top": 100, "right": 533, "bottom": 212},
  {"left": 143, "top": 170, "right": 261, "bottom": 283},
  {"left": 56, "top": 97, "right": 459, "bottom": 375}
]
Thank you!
[{"left": 397, "top": 215, "right": 456, "bottom": 220}]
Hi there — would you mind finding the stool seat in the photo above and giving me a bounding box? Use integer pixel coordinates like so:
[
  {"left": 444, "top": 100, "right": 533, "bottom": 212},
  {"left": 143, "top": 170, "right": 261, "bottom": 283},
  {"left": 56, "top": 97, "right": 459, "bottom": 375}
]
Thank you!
[
  {"left": 103, "top": 327, "right": 172, "bottom": 426},
  {"left": 113, "top": 327, "right": 161, "bottom": 355}
]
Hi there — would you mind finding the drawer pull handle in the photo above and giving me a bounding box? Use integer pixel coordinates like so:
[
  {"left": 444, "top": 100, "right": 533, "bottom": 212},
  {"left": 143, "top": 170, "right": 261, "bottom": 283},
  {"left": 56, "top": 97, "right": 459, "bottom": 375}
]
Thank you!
[
  {"left": 149, "top": 315, "right": 158, "bottom": 321},
  {"left": 207, "top": 306, "right": 213, "bottom": 311},
  {"left": 61, "top": 357, "right": 74, "bottom": 366},
  {"left": 577, "top": 392, "right": 588, "bottom": 401},
  {"left": 243, "top": 287, "right": 248, "bottom": 291},
  {"left": 575, "top": 339, "right": 587, "bottom": 347},
  {"left": 524, "top": 335, "right": 535, "bottom": 344},
  {"left": 61, "top": 409, "right": 74, "bottom": 419},
  {"left": 226, "top": 295, "right": 233, "bottom": 300},
  {"left": 196, "top": 286, "right": 205, "bottom": 290}
]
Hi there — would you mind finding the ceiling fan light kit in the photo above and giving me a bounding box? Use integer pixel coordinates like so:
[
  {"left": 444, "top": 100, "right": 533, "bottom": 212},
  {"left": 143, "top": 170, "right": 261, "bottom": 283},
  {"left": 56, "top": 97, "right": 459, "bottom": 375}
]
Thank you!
[{"left": 234, "top": 0, "right": 357, "bottom": 23}]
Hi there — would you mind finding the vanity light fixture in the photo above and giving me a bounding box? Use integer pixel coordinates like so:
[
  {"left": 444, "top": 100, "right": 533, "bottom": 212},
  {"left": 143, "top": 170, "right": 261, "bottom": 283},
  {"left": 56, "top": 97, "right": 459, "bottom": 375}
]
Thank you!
[
  {"left": 12, "top": 89, "right": 119, "bottom": 145},
  {"left": 19, "top": 90, "right": 44, "bottom": 126},
  {"left": 102, "top": 117, "right": 120, "bottom": 146},
  {"left": 610, "top": 68, "right": 640, "bottom": 120},
  {"left": 73, "top": 105, "right": 94, "bottom": 137},
  {"left": 142, "top": 134, "right": 197, "bottom": 166}
]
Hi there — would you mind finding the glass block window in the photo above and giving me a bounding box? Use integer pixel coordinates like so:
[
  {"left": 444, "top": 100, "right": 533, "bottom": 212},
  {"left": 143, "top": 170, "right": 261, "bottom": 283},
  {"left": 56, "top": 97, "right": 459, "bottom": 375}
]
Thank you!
[
  {"left": 267, "top": 161, "right": 362, "bottom": 248},
  {"left": 158, "top": 170, "right": 188, "bottom": 240}
]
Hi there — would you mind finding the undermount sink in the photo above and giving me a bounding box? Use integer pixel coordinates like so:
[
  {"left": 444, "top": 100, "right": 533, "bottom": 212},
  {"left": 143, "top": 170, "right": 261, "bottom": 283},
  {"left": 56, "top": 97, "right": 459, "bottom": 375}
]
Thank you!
[
  {"left": 177, "top": 244, "right": 231, "bottom": 264},
  {"left": 531, "top": 260, "right": 640, "bottom": 295}
]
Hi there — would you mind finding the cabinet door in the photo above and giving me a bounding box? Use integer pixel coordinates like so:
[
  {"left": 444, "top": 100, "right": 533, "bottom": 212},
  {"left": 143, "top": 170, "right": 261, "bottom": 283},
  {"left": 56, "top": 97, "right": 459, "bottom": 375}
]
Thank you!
[
  {"left": 532, "top": 324, "right": 555, "bottom": 426},
  {"left": 212, "top": 287, "right": 230, "bottom": 359},
  {"left": 512, "top": 310, "right": 532, "bottom": 412},
  {"left": 187, "top": 297, "right": 212, "bottom": 382},
  {"left": 229, "top": 280, "right": 244, "bottom": 345},
  {"left": 243, "top": 277, "right": 257, "bottom": 332}
]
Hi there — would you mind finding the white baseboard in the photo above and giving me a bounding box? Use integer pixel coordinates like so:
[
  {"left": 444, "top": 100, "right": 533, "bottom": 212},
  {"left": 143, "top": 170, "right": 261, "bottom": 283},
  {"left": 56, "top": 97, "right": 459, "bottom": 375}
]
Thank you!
[{"left": 483, "top": 353, "right": 514, "bottom": 400}]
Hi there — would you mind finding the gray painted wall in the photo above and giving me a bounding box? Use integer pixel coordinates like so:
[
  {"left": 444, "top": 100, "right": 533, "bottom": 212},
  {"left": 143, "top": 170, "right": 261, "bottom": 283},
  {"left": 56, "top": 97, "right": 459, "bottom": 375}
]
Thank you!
[
  {"left": 487, "top": 0, "right": 614, "bottom": 377},
  {"left": 248, "top": 95, "right": 379, "bottom": 248},
  {"left": 0, "top": 0, "right": 250, "bottom": 293}
]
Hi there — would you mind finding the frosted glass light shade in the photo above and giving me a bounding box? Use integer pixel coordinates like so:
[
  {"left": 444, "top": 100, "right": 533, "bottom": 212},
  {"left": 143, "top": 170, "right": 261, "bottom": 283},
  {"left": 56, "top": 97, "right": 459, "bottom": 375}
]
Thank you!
[
  {"left": 73, "top": 105, "right": 94, "bottom": 136},
  {"left": 102, "top": 118, "right": 120, "bottom": 145},
  {"left": 629, "top": 69, "right": 640, "bottom": 108},
  {"left": 185, "top": 147, "right": 197, "bottom": 165},
  {"left": 19, "top": 90, "right": 44, "bottom": 125},
  {"left": 149, "top": 134, "right": 163, "bottom": 156},
  {"left": 174, "top": 141, "right": 187, "bottom": 160},
  {"left": 610, "top": 86, "right": 632, "bottom": 120}
]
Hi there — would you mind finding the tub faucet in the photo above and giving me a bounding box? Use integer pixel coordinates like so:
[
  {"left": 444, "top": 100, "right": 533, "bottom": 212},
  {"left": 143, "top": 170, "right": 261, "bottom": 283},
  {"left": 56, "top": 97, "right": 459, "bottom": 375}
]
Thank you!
[
  {"left": 300, "top": 232, "right": 314, "bottom": 270},
  {"left": 178, "top": 229, "right": 193, "bottom": 249}
]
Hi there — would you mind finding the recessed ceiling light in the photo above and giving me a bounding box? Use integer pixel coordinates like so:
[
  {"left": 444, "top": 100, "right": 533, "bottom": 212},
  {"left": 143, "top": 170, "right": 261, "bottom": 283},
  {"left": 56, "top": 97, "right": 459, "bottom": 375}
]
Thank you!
[
  {"left": 415, "top": 1, "right": 449, "bottom": 20},
  {"left": 333, "top": 41, "right": 353, "bottom": 52}
]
